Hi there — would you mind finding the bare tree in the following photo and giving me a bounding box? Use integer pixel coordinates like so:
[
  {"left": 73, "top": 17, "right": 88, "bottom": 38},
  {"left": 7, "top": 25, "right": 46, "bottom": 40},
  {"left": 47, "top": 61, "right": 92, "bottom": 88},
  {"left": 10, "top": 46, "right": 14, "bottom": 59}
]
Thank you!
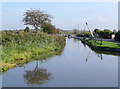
[{"left": 22, "top": 9, "right": 53, "bottom": 32}]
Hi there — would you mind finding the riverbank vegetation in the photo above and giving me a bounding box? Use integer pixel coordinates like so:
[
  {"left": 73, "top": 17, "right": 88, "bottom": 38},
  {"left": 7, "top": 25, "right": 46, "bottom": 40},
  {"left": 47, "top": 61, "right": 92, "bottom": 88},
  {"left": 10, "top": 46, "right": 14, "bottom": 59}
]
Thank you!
[
  {"left": 1, "top": 8, "right": 66, "bottom": 72},
  {"left": 81, "top": 38, "right": 120, "bottom": 52},
  {"left": 87, "top": 39, "right": 120, "bottom": 48},
  {"left": 76, "top": 29, "right": 116, "bottom": 39},
  {"left": 1, "top": 30, "right": 66, "bottom": 72}
]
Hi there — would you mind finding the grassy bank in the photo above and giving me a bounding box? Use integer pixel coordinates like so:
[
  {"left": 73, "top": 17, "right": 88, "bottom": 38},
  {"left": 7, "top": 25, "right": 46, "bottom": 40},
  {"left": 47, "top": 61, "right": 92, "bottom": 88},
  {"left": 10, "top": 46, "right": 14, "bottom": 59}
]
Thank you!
[
  {"left": 1, "top": 30, "right": 66, "bottom": 72},
  {"left": 81, "top": 38, "right": 120, "bottom": 52},
  {"left": 87, "top": 40, "right": 120, "bottom": 48}
]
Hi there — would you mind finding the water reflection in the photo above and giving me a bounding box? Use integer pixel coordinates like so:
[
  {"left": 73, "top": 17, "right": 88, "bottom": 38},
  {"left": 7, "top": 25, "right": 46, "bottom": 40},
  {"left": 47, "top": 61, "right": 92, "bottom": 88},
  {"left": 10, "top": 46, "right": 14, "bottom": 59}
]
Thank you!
[
  {"left": 73, "top": 38, "right": 78, "bottom": 43},
  {"left": 24, "top": 60, "right": 53, "bottom": 86},
  {"left": 85, "top": 50, "right": 103, "bottom": 62},
  {"left": 86, "top": 50, "right": 93, "bottom": 62},
  {"left": 96, "top": 53, "right": 103, "bottom": 60},
  {"left": 73, "top": 38, "right": 119, "bottom": 62},
  {"left": 95, "top": 50, "right": 120, "bottom": 57},
  {"left": 75, "top": 38, "right": 120, "bottom": 57},
  {"left": 23, "top": 44, "right": 65, "bottom": 86}
]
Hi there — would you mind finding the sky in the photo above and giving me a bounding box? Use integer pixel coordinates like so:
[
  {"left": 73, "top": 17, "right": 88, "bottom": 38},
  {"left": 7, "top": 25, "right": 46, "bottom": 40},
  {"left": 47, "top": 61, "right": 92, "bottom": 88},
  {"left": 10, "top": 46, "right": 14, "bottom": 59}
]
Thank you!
[{"left": 1, "top": 2, "right": 119, "bottom": 31}]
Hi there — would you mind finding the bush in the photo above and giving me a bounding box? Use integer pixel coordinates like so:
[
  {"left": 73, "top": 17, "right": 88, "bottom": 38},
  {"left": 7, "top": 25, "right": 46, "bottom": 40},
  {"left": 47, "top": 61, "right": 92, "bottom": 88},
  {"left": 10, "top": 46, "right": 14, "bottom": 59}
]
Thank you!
[
  {"left": 99, "top": 29, "right": 112, "bottom": 39},
  {"left": 94, "top": 29, "right": 100, "bottom": 34},
  {"left": 1, "top": 30, "right": 66, "bottom": 72},
  {"left": 42, "top": 23, "right": 57, "bottom": 34},
  {"left": 24, "top": 27, "right": 30, "bottom": 32},
  {"left": 77, "top": 31, "right": 91, "bottom": 37},
  {"left": 73, "top": 29, "right": 79, "bottom": 34},
  {"left": 103, "top": 29, "right": 112, "bottom": 34},
  {"left": 115, "top": 31, "right": 120, "bottom": 41}
]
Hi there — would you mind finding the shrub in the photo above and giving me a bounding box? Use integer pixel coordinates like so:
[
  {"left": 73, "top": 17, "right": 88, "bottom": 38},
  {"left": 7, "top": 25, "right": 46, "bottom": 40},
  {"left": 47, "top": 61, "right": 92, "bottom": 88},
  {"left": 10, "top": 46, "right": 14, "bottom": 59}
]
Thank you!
[
  {"left": 73, "top": 29, "right": 79, "bottom": 34},
  {"left": 77, "top": 31, "right": 91, "bottom": 37},
  {"left": 24, "top": 27, "right": 30, "bottom": 32},
  {"left": 99, "top": 29, "right": 112, "bottom": 39},
  {"left": 1, "top": 30, "right": 66, "bottom": 72},
  {"left": 42, "top": 23, "right": 57, "bottom": 34},
  {"left": 94, "top": 29, "right": 100, "bottom": 34},
  {"left": 103, "top": 29, "right": 112, "bottom": 34}
]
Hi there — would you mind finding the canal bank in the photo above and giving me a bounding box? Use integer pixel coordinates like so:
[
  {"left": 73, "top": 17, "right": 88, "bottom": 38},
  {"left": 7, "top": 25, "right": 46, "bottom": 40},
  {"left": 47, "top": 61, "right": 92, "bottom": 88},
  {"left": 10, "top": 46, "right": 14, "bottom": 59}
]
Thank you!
[
  {"left": 1, "top": 31, "right": 66, "bottom": 72},
  {"left": 72, "top": 36, "right": 120, "bottom": 53}
]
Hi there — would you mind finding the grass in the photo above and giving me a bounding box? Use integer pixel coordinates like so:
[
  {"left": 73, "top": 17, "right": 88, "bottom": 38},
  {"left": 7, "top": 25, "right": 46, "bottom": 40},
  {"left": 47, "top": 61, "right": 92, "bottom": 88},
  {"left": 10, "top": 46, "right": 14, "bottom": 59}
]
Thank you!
[
  {"left": 1, "top": 30, "right": 66, "bottom": 72},
  {"left": 87, "top": 39, "right": 120, "bottom": 48}
]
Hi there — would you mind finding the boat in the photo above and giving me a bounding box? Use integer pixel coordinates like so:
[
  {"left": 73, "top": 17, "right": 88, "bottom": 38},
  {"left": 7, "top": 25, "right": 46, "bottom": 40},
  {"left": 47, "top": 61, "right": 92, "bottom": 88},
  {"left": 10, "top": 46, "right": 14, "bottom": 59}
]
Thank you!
[
  {"left": 65, "top": 34, "right": 68, "bottom": 37},
  {"left": 68, "top": 35, "right": 71, "bottom": 39}
]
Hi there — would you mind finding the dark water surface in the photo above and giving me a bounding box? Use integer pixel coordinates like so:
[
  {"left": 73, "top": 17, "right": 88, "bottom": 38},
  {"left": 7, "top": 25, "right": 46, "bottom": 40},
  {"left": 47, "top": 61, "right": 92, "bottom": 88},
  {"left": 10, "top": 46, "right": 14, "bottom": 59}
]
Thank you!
[{"left": 2, "top": 38, "right": 119, "bottom": 87}]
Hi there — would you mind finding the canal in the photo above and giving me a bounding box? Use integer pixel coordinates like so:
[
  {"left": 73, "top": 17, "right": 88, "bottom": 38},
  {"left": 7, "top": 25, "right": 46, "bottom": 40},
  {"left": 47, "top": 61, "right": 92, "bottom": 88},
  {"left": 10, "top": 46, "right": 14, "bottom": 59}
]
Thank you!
[{"left": 2, "top": 38, "right": 119, "bottom": 87}]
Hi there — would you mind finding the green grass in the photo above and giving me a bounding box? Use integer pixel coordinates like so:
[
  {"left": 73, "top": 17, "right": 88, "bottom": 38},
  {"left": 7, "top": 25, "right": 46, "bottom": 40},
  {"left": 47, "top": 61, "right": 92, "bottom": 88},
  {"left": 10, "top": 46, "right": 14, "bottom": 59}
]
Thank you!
[
  {"left": 87, "top": 39, "right": 120, "bottom": 48},
  {"left": 1, "top": 30, "right": 66, "bottom": 72}
]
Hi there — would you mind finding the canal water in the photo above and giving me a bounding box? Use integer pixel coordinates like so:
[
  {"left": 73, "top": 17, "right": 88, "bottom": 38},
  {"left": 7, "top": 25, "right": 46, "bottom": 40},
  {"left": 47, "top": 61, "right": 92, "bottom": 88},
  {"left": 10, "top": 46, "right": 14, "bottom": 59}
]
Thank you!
[{"left": 2, "top": 38, "right": 119, "bottom": 87}]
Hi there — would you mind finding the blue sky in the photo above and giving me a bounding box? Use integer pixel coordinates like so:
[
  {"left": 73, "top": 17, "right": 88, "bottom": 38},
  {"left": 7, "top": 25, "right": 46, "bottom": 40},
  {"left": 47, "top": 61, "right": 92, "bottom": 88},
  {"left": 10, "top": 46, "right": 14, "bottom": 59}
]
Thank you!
[{"left": 2, "top": 2, "right": 118, "bottom": 31}]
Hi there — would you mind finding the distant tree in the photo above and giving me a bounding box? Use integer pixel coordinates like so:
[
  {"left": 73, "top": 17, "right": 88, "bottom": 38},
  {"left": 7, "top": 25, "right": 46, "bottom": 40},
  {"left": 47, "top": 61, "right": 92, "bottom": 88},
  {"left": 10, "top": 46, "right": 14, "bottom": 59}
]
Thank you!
[
  {"left": 103, "top": 29, "right": 112, "bottom": 34},
  {"left": 94, "top": 29, "right": 100, "bottom": 34},
  {"left": 73, "top": 28, "right": 79, "bottom": 34},
  {"left": 99, "top": 29, "right": 112, "bottom": 39},
  {"left": 24, "top": 27, "right": 30, "bottom": 32},
  {"left": 22, "top": 9, "right": 53, "bottom": 32},
  {"left": 42, "top": 23, "right": 57, "bottom": 34},
  {"left": 113, "top": 29, "right": 117, "bottom": 34}
]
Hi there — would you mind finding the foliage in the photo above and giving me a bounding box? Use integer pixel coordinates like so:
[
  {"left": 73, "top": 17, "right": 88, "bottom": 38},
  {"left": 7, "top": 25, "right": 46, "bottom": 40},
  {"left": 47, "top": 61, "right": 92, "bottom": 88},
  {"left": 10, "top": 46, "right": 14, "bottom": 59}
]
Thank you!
[
  {"left": 98, "top": 29, "right": 113, "bottom": 39},
  {"left": 77, "top": 31, "right": 91, "bottom": 37},
  {"left": 103, "top": 29, "right": 112, "bottom": 34},
  {"left": 94, "top": 29, "right": 100, "bottom": 34},
  {"left": 24, "top": 27, "right": 30, "bottom": 32},
  {"left": 87, "top": 39, "right": 120, "bottom": 48},
  {"left": 22, "top": 9, "right": 53, "bottom": 32},
  {"left": 42, "top": 23, "right": 57, "bottom": 34},
  {"left": 1, "top": 30, "right": 66, "bottom": 72},
  {"left": 73, "top": 28, "right": 79, "bottom": 34},
  {"left": 113, "top": 29, "right": 117, "bottom": 34}
]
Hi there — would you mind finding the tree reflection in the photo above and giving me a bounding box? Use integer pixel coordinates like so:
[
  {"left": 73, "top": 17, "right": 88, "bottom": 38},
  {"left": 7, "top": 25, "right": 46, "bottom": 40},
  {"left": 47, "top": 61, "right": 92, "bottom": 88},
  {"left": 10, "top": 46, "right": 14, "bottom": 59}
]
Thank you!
[
  {"left": 24, "top": 60, "right": 53, "bottom": 85},
  {"left": 73, "top": 38, "right": 79, "bottom": 43}
]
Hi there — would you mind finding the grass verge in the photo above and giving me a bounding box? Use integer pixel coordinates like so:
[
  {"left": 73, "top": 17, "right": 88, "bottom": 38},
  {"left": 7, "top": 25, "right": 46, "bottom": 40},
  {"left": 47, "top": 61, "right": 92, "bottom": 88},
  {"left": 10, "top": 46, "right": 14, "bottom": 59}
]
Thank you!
[{"left": 1, "top": 30, "right": 66, "bottom": 72}]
